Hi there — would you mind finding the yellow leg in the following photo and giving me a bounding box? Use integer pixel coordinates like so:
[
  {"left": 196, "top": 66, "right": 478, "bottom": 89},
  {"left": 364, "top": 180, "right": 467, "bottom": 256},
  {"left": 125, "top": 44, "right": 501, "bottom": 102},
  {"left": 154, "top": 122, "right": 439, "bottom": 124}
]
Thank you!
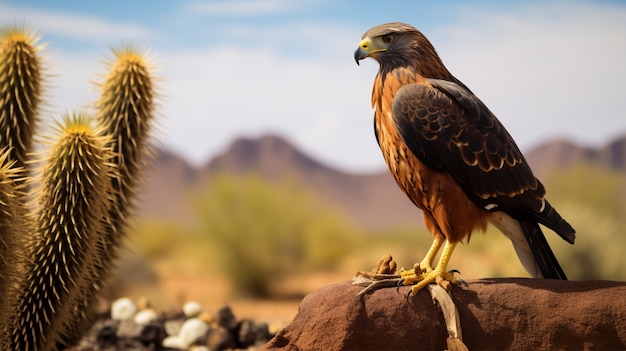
[
  {"left": 397, "top": 236, "right": 443, "bottom": 280},
  {"left": 418, "top": 235, "right": 443, "bottom": 272},
  {"left": 401, "top": 240, "right": 461, "bottom": 295}
]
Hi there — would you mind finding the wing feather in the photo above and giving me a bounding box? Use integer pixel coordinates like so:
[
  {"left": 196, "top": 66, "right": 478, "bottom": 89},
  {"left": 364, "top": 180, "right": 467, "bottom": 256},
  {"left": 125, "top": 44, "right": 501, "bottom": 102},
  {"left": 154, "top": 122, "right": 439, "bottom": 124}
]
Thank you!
[{"left": 391, "top": 79, "right": 575, "bottom": 242}]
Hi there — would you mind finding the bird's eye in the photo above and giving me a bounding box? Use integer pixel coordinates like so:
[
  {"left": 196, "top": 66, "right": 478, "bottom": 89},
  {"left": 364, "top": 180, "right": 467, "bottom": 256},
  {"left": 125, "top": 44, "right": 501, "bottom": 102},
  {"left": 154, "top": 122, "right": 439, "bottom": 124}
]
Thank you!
[{"left": 382, "top": 34, "right": 396, "bottom": 43}]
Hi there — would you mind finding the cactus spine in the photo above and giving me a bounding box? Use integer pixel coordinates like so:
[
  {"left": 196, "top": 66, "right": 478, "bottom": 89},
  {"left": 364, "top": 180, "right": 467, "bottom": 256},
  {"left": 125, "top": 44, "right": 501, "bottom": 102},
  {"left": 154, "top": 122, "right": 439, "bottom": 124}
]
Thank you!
[
  {"left": 0, "top": 23, "right": 41, "bottom": 340},
  {"left": 6, "top": 115, "right": 114, "bottom": 350},
  {"left": 96, "top": 46, "right": 156, "bottom": 260},
  {"left": 0, "top": 25, "right": 158, "bottom": 348},
  {"left": 0, "top": 150, "right": 29, "bottom": 326},
  {"left": 0, "top": 24, "right": 43, "bottom": 180},
  {"left": 63, "top": 47, "right": 159, "bottom": 346}
]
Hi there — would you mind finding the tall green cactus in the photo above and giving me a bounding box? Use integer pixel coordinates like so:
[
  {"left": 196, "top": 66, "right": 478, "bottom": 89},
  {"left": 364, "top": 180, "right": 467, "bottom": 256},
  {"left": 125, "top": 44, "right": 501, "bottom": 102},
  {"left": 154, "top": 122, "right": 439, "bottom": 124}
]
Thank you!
[
  {"left": 0, "top": 24, "right": 159, "bottom": 349},
  {"left": 6, "top": 115, "right": 114, "bottom": 350},
  {"left": 0, "top": 149, "right": 29, "bottom": 325},
  {"left": 96, "top": 46, "right": 157, "bottom": 263},
  {"left": 61, "top": 47, "right": 158, "bottom": 346},
  {"left": 0, "top": 23, "right": 41, "bottom": 340},
  {"left": 0, "top": 24, "right": 43, "bottom": 180}
]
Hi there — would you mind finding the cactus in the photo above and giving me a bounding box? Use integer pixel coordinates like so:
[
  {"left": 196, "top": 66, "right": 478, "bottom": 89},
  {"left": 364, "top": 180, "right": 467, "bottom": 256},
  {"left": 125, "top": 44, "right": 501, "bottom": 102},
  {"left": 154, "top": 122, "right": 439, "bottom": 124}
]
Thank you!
[
  {"left": 95, "top": 46, "right": 156, "bottom": 264},
  {"left": 5, "top": 115, "right": 114, "bottom": 350},
  {"left": 0, "top": 24, "right": 159, "bottom": 349},
  {"left": 0, "top": 24, "right": 44, "bottom": 180},
  {"left": 97, "top": 47, "right": 156, "bottom": 204},
  {"left": 59, "top": 47, "right": 158, "bottom": 345},
  {"left": 0, "top": 149, "right": 29, "bottom": 325}
]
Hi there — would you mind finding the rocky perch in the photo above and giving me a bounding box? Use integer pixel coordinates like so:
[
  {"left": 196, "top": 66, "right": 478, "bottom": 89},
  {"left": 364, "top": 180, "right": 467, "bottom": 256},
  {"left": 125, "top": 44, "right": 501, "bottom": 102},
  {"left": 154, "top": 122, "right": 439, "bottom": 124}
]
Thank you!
[{"left": 261, "top": 278, "right": 626, "bottom": 351}]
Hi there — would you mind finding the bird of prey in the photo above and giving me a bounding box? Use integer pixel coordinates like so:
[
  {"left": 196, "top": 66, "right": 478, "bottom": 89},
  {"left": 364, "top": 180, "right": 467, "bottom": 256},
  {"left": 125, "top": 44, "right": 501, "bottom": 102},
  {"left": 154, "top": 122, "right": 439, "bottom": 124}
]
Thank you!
[{"left": 354, "top": 22, "right": 575, "bottom": 295}]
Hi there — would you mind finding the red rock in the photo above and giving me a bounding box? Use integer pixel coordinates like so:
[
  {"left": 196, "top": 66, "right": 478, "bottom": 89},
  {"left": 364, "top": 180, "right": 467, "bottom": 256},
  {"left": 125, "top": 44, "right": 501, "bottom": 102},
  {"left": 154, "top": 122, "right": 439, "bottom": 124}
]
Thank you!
[{"left": 260, "top": 279, "right": 626, "bottom": 351}]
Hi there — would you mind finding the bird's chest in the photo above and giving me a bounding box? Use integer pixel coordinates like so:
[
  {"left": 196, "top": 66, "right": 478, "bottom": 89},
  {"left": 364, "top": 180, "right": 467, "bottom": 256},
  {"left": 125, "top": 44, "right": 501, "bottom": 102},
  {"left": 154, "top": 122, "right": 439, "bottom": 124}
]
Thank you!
[
  {"left": 372, "top": 71, "right": 440, "bottom": 211},
  {"left": 374, "top": 106, "right": 431, "bottom": 211}
]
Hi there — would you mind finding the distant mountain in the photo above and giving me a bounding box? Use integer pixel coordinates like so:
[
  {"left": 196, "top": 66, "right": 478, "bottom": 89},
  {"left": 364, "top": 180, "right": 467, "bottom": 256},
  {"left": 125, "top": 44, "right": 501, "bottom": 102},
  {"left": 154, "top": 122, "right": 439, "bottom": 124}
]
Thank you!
[
  {"left": 525, "top": 135, "right": 626, "bottom": 176},
  {"left": 137, "top": 133, "right": 626, "bottom": 231},
  {"left": 139, "top": 135, "right": 419, "bottom": 230},
  {"left": 200, "top": 135, "right": 421, "bottom": 229},
  {"left": 137, "top": 148, "right": 199, "bottom": 225},
  {"left": 204, "top": 135, "right": 332, "bottom": 178}
]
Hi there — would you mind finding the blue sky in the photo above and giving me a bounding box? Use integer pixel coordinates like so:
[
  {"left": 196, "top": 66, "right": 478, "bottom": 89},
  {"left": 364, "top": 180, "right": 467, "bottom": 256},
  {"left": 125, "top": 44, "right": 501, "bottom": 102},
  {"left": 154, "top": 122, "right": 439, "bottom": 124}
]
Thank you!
[{"left": 2, "top": 0, "right": 626, "bottom": 172}]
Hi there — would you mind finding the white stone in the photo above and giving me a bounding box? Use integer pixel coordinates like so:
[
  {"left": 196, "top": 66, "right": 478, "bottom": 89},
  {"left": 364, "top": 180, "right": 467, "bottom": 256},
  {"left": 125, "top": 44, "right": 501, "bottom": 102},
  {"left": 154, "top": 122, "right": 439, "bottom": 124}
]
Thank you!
[
  {"left": 162, "top": 335, "right": 184, "bottom": 348},
  {"left": 134, "top": 309, "right": 158, "bottom": 325},
  {"left": 183, "top": 300, "right": 203, "bottom": 318},
  {"left": 178, "top": 318, "right": 210, "bottom": 348},
  {"left": 110, "top": 297, "right": 137, "bottom": 321}
]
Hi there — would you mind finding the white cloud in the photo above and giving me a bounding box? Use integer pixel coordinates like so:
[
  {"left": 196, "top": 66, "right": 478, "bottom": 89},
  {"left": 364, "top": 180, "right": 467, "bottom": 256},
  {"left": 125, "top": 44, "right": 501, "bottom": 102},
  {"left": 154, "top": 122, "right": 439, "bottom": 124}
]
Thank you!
[
  {"left": 156, "top": 43, "right": 383, "bottom": 171},
  {"left": 0, "top": 4, "right": 154, "bottom": 42},
  {"left": 146, "top": 19, "right": 387, "bottom": 171}
]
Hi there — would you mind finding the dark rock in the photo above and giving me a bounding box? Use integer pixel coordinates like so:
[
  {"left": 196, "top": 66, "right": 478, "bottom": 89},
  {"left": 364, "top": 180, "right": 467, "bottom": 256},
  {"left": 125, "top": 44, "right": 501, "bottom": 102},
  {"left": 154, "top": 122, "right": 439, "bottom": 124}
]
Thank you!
[
  {"left": 138, "top": 321, "right": 167, "bottom": 347},
  {"left": 237, "top": 319, "right": 256, "bottom": 347},
  {"left": 237, "top": 320, "right": 272, "bottom": 348},
  {"left": 206, "top": 326, "right": 237, "bottom": 350},
  {"left": 215, "top": 306, "right": 238, "bottom": 330},
  {"left": 96, "top": 322, "right": 117, "bottom": 348},
  {"left": 260, "top": 279, "right": 626, "bottom": 351}
]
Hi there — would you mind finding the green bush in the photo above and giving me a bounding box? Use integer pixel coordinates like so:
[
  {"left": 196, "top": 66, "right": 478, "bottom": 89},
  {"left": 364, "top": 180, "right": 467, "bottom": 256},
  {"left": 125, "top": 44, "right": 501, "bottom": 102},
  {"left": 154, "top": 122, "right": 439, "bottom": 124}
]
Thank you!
[
  {"left": 541, "top": 163, "right": 626, "bottom": 281},
  {"left": 193, "top": 174, "right": 357, "bottom": 298}
]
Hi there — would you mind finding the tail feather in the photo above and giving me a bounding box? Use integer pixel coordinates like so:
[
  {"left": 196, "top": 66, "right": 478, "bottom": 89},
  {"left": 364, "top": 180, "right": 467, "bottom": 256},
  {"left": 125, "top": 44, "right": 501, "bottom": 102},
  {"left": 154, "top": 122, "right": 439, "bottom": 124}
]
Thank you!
[
  {"left": 519, "top": 220, "right": 568, "bottom": 280},
  {"left": 534, "top": 200, "right": 576, "bottom": 244}
]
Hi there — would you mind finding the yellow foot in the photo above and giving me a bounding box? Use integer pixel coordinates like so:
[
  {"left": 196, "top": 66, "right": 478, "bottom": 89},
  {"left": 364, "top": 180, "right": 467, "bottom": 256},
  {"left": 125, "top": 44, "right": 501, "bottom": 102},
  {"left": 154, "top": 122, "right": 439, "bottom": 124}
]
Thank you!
[{"left": 400, "top": 267, "right": 467, "bottom": 296}]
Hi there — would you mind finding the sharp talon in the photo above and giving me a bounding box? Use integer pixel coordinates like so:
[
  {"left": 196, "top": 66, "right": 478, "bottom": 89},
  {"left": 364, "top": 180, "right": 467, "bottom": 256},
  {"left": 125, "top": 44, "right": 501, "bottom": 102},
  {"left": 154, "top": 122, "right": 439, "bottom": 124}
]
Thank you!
[
  {"left": 396, "top": 278, "right": 404, "bottom": 293},
  {"left": 405, "top": 287, "right": 413, "bottom": 301},
  {"left": 457, "top": 277, "right": 468, "bottom": 287},
  {"left": 448, "top": 269, "right": 461, "bottom": 275}
]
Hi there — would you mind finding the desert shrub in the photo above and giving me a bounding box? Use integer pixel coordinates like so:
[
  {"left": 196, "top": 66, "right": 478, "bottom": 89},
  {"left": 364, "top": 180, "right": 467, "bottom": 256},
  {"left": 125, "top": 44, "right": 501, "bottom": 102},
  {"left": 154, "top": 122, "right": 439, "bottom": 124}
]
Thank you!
[
  {"left": 193, "top": 173, "right": 357, "bottom": 298},
  {"left": 130, "top": 220, "right": 188, "bottom": 260},
  {"left": 541, "top": 163, "right": 626, "bottom": 281}
]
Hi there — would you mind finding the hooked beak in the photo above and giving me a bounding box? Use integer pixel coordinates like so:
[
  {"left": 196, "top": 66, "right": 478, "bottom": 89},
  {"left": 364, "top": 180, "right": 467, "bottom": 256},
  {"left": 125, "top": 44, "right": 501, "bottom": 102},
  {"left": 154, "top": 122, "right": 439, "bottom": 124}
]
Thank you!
[
  {"left": 354, "top": 37, "right": 372, "bottom": 66},
  {"left": 354, "top": 37, "right": 385, "bottom": 66},
  {"left": 354, "top": 46, "right": 368, "bottom": 66}
]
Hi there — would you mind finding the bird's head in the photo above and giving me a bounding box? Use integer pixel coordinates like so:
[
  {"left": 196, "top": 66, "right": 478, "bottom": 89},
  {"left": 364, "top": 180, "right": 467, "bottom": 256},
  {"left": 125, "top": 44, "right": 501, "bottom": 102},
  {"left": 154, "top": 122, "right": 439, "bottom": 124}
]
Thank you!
[
  {"left": 354, "top": 22, "right": 417, "bottom": 65},
  {"left": 354, "top": 22, "right": 449, "bottom": 78}
]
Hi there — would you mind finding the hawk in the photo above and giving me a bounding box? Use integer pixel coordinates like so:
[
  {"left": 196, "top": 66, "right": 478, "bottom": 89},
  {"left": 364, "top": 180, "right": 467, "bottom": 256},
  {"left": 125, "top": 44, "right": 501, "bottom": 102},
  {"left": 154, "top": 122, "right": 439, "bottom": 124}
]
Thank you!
[{"left": 354, "top": 22, "right": 575, "bottom": 295}]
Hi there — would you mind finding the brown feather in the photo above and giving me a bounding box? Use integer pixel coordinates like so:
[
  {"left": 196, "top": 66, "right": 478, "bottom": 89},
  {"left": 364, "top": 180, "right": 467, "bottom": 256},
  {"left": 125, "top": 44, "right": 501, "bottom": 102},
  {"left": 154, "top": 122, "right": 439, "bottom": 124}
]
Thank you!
[{"left": 373, "top": 68, "right": 488, "bottom": 243}]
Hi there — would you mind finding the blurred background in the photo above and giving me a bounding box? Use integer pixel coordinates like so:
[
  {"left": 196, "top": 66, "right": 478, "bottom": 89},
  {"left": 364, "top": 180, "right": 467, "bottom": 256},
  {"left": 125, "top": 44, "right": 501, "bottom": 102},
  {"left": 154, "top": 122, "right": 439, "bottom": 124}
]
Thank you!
[{"left": 2, "top": 0, "right": 625, "bottom": 324}]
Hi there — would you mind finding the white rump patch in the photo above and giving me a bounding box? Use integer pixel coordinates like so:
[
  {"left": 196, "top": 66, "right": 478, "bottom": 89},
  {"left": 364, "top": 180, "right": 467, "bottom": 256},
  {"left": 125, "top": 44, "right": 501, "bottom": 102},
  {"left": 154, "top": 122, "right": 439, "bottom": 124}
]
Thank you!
[
  {"left": 488, "top": 212, "right": 540, "bottom": 278},
  {"left": 484, "top": 203, "right": 498, "bottom": 211}
]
